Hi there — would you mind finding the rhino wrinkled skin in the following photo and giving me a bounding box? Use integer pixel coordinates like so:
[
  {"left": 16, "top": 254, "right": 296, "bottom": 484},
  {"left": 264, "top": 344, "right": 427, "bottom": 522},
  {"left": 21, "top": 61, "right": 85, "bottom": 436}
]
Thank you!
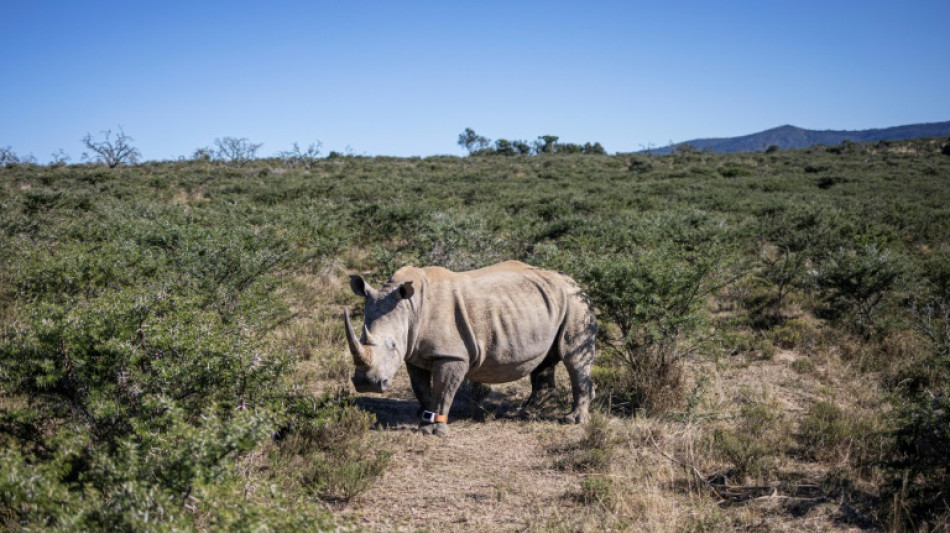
[{"left": 344, "top": 261, "right": 597, "bottom": 436}]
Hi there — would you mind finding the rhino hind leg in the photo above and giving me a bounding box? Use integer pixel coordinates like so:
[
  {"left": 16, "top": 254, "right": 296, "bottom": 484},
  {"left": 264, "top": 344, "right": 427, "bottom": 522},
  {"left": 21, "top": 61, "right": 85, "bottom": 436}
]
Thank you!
[
  {"left": 522, "top": 347, "right": 560, "bottom": 414},
  {"left": 559, "top": 300, "right": 597, "bottom": 424}
]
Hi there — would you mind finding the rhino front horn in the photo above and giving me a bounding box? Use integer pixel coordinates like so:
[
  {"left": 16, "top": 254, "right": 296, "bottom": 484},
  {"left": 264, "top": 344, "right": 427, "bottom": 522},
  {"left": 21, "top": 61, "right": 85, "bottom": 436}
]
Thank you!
[{"left": 343, "top": 307, "right": 371, "bottom": 367}]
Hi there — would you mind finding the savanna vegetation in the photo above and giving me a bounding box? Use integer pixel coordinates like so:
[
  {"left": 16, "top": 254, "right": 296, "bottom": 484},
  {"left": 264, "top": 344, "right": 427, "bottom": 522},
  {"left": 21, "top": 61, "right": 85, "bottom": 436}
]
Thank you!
[{"left": 1, "top": 136, "right": 949, "bottom": 530}]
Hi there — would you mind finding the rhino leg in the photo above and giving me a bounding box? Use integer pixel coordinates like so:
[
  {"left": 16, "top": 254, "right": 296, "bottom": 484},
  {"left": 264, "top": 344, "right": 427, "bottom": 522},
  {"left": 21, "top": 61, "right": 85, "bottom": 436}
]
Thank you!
[
  {"left": 419, "top": 359, "right": 467, "bottom": 437},
  {"left": 406, "top": 363, "right": 432, "bottom": 418},
  {"left": 560, "top": 304, "right": 597, "bottom": 424},
  {"left": 522, "top": 348, "right": 560, "bottom": 413}
]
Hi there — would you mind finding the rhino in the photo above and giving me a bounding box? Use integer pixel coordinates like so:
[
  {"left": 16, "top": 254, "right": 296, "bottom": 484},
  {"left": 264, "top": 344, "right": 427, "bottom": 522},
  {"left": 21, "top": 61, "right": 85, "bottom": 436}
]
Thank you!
[{"left": 343, "top": 260, "right": 596, "bottom": 436}]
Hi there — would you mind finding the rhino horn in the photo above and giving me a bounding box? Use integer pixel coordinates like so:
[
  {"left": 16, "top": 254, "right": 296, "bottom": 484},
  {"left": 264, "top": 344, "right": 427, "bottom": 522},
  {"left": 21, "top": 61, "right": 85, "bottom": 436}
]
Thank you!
[
  {"left": 362, "top": 324, "right": 377, "bottom": 347},
  {"left": 343, "top": 307, "right": 371, "bottom": 367}
]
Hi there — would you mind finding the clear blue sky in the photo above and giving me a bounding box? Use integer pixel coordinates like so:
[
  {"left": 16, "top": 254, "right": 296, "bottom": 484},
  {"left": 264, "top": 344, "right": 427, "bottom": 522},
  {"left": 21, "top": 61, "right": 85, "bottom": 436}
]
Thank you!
[{"left": 2, "top": 1, "right": 948, "bottom": 161}]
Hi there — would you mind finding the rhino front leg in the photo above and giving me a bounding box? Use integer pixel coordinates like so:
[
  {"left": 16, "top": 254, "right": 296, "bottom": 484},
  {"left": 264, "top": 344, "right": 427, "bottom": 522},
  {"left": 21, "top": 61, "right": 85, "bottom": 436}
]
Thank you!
[
  {"left": 406, "top": 363, "right": 432, "bottom": 419},
  {"left": 419, "top": 359, "right": 467, "bottom": 437}
]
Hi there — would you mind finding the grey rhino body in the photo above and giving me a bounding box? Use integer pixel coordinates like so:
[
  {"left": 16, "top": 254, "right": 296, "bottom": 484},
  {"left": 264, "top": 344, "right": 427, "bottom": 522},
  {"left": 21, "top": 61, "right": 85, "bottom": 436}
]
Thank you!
[{"left": 344, "top": 261, "right": 597, "bottom": 436}]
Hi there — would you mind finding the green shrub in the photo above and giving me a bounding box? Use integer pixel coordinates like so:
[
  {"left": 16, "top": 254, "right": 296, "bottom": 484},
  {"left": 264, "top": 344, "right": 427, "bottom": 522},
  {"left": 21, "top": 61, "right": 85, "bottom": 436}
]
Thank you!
[
  {"left": 719, "top": 165, "right": 752, "bottom": 178},
  {"left": 712, "top": 403, "right": 790, "bottom": 482},
  {"left": 813, "top": 245, "right": 906, "bottom": 337},
  {"left": 557, "top": 412, "right": 615, "bottom": 473},
  {"left": 713, "top": 428, "right": 774, "bottom": 482},
  {"left": 0, "top": 203, "right": 340, "bottom": 528},
  {"left": 882, "top": 251, "right": 950, "bottom": 529},
  {"left": 798, "top": 401, "right": 881, "bottom": 464},
  {"left": 769, "top": 318, "right": 819, "bottom": 350},
  {"left": 885, "top": 394, "right": 950, "bottom": 531},
  {"left": 578, "top": 475, "right": 617, "bottom": 509},
  {"left": 274, "top": 396, "right": 390, "bottom": 502},
  {"left": 747, "top": 248, "right": 807, "bottom": 323},
  {"left": 571, "top": 215, "right": 736, "bottom": 414},
  {"left": 413, "top": 210, "right": 509, "bottom": 270}
]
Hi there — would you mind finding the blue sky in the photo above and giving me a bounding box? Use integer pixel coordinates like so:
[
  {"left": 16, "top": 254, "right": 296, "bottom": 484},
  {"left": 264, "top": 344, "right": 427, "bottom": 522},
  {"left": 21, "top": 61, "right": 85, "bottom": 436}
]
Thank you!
[{"left": 2, "top": 1, "right": 948, "bottom": 161}]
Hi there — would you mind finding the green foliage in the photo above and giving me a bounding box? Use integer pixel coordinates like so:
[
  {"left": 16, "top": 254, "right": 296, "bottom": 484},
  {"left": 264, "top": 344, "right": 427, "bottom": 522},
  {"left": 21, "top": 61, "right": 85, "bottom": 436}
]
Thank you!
[
  {"left": 769, "top": 318, "right": 819, "bottom": 351},
  {"left": 885, "top": 392, "right": 950, "bottom": 531},
  {"left": 578, "top": 475, "right": 617, "bottom": 509},
  {"left": 557, "top": 412, "right": 615, "bottom": 473},
  {"left": 813, "top": 244, "right": 906, "bottom": 336},
  {"left": 719, "top": 165, "right": 752, "bottom": 178},
  {"left": 712, "top": 403, "right": 790, "bottom": 482},
  {"left": 583, "top": 142, "right": 606, "bottom": 155},
  {"left": 535, "top": 135, "right": 559, "bottom": 154},
  {"left": 413, "top": 210, "right": 508, "bottom": 270},
  {"left": 745, "top": 246, "right": 808, "bottom": 324},
  {"left": 881, "top": 245, "right": 950, "bottom": 529},
  {"left": 0, "top": 185, "right": 348, "bottom": 528},
  {"left": 798, "top": 401, "right": 881, "bottom": 463},
  {"left": 564, "top": 214, "right": 736, "bottom": 414},
  {"left": 493, "top": 138, "right": 516, "bottom": 156},
  {"left": 458, "top": 127, "right": 491, "bottom": 154},
  {"left": 272, "top": 395, "right": 390, "bottom": 502}
]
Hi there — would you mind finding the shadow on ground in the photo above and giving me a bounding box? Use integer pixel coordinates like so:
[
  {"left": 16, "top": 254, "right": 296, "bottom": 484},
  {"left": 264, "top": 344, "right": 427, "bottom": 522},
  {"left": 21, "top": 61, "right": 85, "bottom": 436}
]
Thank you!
[{"left": 355, "top": 381, "right": 571, "bottom": 430}]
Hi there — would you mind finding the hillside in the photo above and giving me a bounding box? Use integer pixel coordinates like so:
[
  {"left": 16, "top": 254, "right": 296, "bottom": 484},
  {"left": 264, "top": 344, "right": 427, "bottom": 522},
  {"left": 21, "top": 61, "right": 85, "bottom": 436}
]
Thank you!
[{"left": 647, "top": 120, "right": 950, "bottom": 154}]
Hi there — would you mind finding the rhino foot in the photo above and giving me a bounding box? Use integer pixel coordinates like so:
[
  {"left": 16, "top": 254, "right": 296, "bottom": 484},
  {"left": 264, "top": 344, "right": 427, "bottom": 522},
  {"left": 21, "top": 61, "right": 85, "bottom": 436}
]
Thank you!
[
  {"left": 418, "top": 422, "right": 449, "bottom": 437},
  {"left": 560, "top": 412, "right": 589, "bottom": 424}
]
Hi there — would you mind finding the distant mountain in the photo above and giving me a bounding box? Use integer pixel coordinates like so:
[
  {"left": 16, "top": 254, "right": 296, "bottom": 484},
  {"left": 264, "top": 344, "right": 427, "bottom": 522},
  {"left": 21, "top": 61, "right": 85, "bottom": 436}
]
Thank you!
[{"left": 645, "top": 121, "right": 950, "bottom": 154}]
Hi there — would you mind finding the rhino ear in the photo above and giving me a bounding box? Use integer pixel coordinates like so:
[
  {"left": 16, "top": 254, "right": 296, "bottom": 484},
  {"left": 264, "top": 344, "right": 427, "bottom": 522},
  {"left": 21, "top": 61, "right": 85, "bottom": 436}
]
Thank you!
[
  {"left": 350, "top": 275, "right": 370, "bottom": 298},
  {"left": 396, "top": 281, "right": 414, "bottom": 300}
]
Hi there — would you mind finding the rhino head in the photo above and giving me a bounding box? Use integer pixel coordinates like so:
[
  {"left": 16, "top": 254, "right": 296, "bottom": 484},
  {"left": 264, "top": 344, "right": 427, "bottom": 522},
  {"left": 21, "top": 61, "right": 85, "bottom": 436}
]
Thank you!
[{"left": 344, "top": 274, "right": 415, "bottom": 393}]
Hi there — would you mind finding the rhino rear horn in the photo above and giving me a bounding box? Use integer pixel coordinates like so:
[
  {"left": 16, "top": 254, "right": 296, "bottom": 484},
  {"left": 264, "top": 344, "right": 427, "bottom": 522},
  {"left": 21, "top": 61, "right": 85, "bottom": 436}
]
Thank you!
[{"left": 343, "top": 307, "right": 371, "bottom": 367}]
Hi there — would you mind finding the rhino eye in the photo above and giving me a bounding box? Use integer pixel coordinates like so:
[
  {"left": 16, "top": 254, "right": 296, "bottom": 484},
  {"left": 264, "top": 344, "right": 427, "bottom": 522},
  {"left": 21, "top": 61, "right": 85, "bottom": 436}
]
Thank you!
[{"left": 386, "top": 339, "right": 397, "bottom": 351}]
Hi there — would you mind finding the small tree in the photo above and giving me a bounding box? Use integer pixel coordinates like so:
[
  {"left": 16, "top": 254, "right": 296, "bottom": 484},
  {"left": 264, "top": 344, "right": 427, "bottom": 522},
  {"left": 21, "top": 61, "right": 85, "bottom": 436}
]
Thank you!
[
  {"left": 278, "top": 141, "right": 322, "bottom": 169},
  {"left": 191, "top": 146, "right": 214, "bottom": 161},
  {"left": 581, "top": 246, "right": 727, "bottom": 415},
  {"left": 583, "top": 142, "right": 606, "bottom": 155},
  {"left": 214, "top": 137, "right": 262, "bottom": 167},
  {"left": 555, "top": 142, "right": 583, "bottom": 154},
  {"left": 1, "top": 146, "right": 21, "bottom": 166},
  {"left": 50, "top": 149, "right": 71, "bottom": 166},
  {"left": 535, "top": 135, "right": 559, "bottom": 154},
  {"left": 81, "top": 128, "right": 141, "bottom": 168},
  {"left": 512, "top": 140, "right": 532, "bottom": 155},
  {"left": 1, "top": 146, "right": 37, "bottom": 166},
  {"left": 457, "top": 128, "right": 491, "bottom": 154},
  {"left": 494, "top": 139, "right": 516, "bottom": 156},
  {"left": 813, "top": 244, "right": 905, "bottom": 337}
]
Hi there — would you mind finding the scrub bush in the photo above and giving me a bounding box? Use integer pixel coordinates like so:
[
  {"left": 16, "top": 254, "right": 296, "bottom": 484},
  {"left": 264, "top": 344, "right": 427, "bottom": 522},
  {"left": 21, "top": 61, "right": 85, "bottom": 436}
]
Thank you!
[
  {"left": 567, "top": 214, "right": 737, "bottom": 415},
  {"left": 813, "top": 244, "right": 906, "bottom": 337},
  {"left": 0, "top": 200, "right": 341, "bottom": 528}
]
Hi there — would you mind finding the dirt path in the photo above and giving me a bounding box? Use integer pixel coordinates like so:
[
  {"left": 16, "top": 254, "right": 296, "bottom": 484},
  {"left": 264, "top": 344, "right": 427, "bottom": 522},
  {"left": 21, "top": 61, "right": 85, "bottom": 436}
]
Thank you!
[
  {"left": 339, "top": 380, "right": 586, "bottom": 532},
  {"left": 340, "top": 417, "right": 583, "bottom": 530}
]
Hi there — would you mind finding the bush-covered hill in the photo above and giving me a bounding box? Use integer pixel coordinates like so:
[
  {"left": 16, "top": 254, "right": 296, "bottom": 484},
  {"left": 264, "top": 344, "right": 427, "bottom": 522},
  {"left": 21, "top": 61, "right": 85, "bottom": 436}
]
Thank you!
[{"left": 1, "top": 136, "right": 949, "bottom": 530}]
